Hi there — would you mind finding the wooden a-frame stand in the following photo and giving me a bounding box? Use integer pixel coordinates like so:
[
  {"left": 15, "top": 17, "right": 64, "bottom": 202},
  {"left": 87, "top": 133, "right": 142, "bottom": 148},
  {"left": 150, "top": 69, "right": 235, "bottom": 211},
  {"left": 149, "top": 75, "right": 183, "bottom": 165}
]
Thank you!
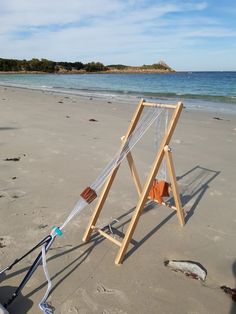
[{"left": 83, "top": 99, "right": 185, "bottom": 264}]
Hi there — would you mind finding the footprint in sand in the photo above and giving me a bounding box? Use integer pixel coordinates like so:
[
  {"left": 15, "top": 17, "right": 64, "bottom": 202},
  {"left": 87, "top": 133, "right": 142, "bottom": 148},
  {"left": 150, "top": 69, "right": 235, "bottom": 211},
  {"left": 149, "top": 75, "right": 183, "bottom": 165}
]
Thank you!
[
  {"left": 60, "top": 300, "right": 80, "bottom": 313},
  {"left": 0, "top": 236, "right": 14, "bottom": 248},
  {"left": 209, "top": 190, "right": 222, "bottom": 196},
  {"left": 173, "top": 139, "right": 181, "bottom": 144},
  {"left": 96, "top": 284, "right": 113, "bottom": 294},
  {"left": 205, "top": 234, "right": 221, "bottom": 242},
  {"left": 96, "top": 284, "right": 128, "bottom": 304},
  {"left": 0, "top": 193, "right": 7, "bottom": 198},
  {"left": 62, "top": 289, "right": 98, "bottom": 313},
  {"left": 0, "top": 190, "right": 25, "bottom": 200},
  {"left": 9, "top": 190, "right": 26, "bottom": 199},
  {"left": 102, "top": 308, "right": 128, "bottom": 314}
]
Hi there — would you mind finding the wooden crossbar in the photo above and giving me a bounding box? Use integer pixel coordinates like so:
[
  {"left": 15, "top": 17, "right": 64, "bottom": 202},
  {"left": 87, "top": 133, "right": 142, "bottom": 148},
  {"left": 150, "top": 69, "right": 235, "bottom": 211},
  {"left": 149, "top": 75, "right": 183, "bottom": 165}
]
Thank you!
[
  {"left": 143, "top": 102, "right": 177, "bottom": 109},
  {"left": 91, "top": 226, "right": 122, "bottom": 247},
  {"left": 161, "top": 201, "right": 177, "bottom": 211},
  {"left": 83, "top": 99, "right": 185, "bottom": 264}
]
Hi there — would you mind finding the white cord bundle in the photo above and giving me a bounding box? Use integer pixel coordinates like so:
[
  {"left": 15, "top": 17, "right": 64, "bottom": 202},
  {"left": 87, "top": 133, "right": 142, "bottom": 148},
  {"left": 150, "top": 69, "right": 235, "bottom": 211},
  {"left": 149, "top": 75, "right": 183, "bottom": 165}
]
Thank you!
[
  {"left": 60, "top": 105, "right": 165, "bottom": 231},
  {"left": 155, "top": 108, "right": 169, "bottom": 181}
]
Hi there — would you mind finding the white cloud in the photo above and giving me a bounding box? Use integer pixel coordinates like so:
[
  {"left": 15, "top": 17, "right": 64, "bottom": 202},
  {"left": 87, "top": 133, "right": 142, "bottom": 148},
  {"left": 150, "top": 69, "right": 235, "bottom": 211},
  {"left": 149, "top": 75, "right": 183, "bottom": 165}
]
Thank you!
[
  {"left": 0, "top": 0, "right": 235, "bottom": 69},
  {"left": 0, "top": 0, "right": 209, "bottom": 32},
  {"left": 0, "top": 0, "right": 124, "bottom": 33}
]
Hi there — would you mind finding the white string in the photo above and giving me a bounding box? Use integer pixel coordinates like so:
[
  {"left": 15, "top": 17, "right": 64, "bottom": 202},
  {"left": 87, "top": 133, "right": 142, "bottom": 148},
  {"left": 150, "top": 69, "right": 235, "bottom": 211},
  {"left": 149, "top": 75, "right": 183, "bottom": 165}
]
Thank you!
[
  {"left": 39, "top": 243, "right": 53, "bottom": 314},
  {"left": 90, "top": 106, "right": 156, "bottom": 191},
  {"left": 91, "top": 106, "right": 163, "bottom": 191},
  {"left": 155, "top": 108, "right": 169, "bottom": 181},
  {"left": 60, "top": 106, "right": 164, "bottom": 230}
]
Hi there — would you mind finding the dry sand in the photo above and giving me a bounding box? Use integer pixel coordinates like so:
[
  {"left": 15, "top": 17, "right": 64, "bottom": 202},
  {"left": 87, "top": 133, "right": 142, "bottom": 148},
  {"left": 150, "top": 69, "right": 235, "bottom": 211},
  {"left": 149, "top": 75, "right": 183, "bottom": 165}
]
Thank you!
[{"left": 0, "top": 86, "right": 236, "bottom": 314}]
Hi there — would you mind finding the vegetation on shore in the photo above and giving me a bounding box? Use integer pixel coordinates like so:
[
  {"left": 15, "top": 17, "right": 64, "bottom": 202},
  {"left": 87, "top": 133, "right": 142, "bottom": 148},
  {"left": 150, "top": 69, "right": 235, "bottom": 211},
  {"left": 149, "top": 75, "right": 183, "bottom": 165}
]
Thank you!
[
  {"left": 107, "top": 61, "right": 174, "bottom": 72},
  {"left": 0, "top": 58, "right": 174, "bottom": 73}
]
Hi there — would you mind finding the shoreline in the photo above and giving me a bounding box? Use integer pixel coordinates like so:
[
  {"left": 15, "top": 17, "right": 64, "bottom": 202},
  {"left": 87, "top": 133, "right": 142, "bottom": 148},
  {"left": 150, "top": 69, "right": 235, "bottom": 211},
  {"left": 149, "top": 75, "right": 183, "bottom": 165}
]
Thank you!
[
  {"left": 1, "top": 83, "right": 236, "bottom": 116},
  {"left": 1, "top": 70, "right": 236, "bottom": 74},
  {"left": 0, "top": 69, "right": 174, "bottom": 75}
]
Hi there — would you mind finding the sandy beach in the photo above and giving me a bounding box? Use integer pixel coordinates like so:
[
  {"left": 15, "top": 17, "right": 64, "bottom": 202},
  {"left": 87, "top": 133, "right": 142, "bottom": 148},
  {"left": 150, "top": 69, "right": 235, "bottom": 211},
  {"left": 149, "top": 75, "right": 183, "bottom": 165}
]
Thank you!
[{"left": 0, "top": 86, "right": 236, "bottom": 314}]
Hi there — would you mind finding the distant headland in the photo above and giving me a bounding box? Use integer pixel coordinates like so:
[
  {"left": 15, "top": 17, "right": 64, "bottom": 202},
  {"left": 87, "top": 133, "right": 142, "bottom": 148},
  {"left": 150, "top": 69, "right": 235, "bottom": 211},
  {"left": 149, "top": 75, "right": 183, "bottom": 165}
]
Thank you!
[{"left": 0, "top": 58, "right": 174, "bottom": 74}]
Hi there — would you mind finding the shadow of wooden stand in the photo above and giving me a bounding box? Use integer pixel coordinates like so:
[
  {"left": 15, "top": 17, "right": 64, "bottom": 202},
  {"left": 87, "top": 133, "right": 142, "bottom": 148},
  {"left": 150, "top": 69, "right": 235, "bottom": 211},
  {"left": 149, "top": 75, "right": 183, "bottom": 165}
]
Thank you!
[
  {"left": 83, "top": 99, "right": 185, "bottom": 265},
  {"left": 1, "top": 163, "right": 221, "bottom": 303},
  {"left": 177, "top": 165, "right": 220, "bottom": 223},
  {"left": 0, "top": 282, "right": 33, "bottom": 314}
]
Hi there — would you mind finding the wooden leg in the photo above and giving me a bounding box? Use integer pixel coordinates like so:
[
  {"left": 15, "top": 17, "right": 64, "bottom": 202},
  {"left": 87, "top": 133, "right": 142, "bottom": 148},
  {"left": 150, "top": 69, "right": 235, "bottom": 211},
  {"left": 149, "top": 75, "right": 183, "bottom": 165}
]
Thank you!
[
  {"left": 115, "top": 104, "right": 184, "bottom": 264},
  {"left": 83, "top": 99, "right": 145, "bottom": 242},
  {"left": 83, "top": 168, "right": 119, "bottom": 242},
  {"left": 115, "top": 149, "right": 165, "bottom": 264},
  {"left": 164, "top": 146, "right": 185, "bottom": 226},
  {"left": 126, "top": 152, "right": 142, "bottom": 196},
  {"left": 83, "top": 151, "right": 142, "bottom": 244},
  {"left": 115, "top": 201, "right": 145, "bottom": 265}
]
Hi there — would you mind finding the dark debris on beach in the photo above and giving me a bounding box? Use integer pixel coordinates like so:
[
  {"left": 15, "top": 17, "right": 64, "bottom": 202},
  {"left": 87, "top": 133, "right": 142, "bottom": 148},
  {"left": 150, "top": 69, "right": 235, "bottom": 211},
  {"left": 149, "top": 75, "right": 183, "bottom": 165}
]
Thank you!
[
  {"left": 221, "top": 285, "right": 236, "bottom": 302},
  {"left": 213, "top": 116, "right": 230, "bottom": 121},
  {"left": 4, "top": 157, "right": 21, "bottom": 161}
]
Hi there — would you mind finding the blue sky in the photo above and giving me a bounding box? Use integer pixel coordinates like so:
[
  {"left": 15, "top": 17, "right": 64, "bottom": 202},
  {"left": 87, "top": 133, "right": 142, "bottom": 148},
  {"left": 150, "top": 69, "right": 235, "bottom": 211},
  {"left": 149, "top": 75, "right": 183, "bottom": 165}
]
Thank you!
[{"left": 0, "top": 0, "right": 236, "bottom": 70}]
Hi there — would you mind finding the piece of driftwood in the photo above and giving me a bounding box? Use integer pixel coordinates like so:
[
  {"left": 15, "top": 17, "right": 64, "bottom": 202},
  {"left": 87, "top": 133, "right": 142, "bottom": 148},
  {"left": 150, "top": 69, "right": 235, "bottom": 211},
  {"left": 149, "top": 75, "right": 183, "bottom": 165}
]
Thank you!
[
  {"left": 164, "top": 260, "right": 207, "bottom": 281},
  {"left": 4, "top": 157, "right": 20, "bottom": 161},
  {"left": 221, "top": 285, "right": 236, "bottom": 302}
]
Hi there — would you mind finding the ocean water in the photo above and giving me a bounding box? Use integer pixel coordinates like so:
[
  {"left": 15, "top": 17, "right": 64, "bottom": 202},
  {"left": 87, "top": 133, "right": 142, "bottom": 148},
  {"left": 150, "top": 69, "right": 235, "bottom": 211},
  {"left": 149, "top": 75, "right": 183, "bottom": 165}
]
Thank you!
[{"left": 0, "top": 72, "right": 236, "bottom": 114}]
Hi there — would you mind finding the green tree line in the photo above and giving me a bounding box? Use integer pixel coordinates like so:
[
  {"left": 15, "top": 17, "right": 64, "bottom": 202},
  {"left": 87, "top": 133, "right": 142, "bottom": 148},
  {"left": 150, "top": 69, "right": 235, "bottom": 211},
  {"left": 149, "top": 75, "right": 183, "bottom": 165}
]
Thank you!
[
  {"left": 0, "top": 58, "right": 173, "bottom": 73},
  {"left": 0, "top": 58, "right": 108, "bottom": 73}
]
